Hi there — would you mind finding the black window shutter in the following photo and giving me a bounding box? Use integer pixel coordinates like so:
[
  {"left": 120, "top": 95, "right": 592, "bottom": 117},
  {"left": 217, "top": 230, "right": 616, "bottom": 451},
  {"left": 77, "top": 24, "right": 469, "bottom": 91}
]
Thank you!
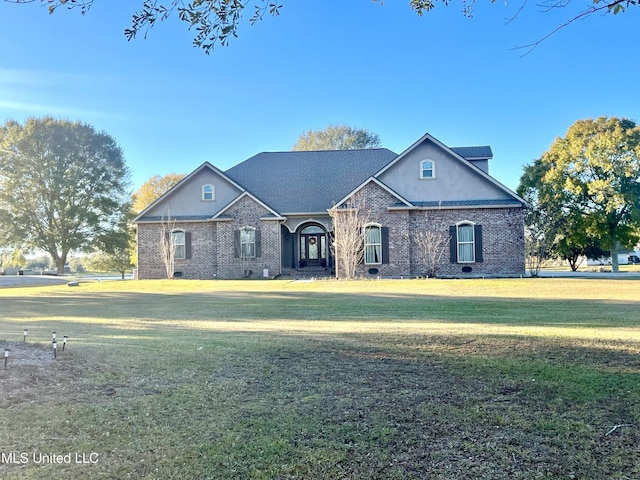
[
  {"left": 233, "top": 230, "right": 240, "bottom": 258},
  {"left": 381, "top": 227, "right": 390, "bottom": 264},
  {"left": 185, "top": 231, "right": 192, "bottom": 259},
  {"left": 449, "top": 225, "right": 457, "bottom": 263},
  {"left": 474, "top": 224, "right": 483, "bottom": 263},
  {"left": 255, "top": 229, "right": 261, "bottom": 258}
]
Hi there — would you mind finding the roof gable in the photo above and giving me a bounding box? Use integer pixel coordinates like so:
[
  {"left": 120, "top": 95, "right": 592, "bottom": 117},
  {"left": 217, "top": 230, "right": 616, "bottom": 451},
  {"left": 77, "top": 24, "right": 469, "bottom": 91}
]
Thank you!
[
  {"left": 333, "top": 177, "right": 412, "bottom": 210},
  {"left": 212, "top": 191, "right": 284, "bottom": 220},
  {"left": 375, "top": 133, "right": 524, "bottom": 206},
  {"left": 133, "top": 162, "right": 245, "bottom": 222}
]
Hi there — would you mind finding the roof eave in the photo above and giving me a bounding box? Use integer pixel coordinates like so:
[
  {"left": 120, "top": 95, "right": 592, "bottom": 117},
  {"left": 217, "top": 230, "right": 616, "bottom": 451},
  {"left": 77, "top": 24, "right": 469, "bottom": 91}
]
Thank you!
[
  {"left": 282, "top": 211, "right": 330, "bottom": 217},
  {"left": 413, "top": 203, "right": 525, "bottom": 210}
]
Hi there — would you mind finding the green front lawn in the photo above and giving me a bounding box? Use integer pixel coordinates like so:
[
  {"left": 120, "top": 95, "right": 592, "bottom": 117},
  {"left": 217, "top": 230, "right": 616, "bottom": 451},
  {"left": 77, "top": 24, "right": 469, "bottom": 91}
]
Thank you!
[{"left": 1, "top": 278, "right": 639, "bottom": 479}]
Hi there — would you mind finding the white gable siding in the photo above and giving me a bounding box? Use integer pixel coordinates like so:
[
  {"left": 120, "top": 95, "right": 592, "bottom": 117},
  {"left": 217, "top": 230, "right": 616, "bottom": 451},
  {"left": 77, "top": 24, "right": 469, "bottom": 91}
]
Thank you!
[
  {"left": 144, "top": 168, "right": 243, "bottom": 218},
  {"left": 377, "top": 140, "right": 510, "bottom": 203}
]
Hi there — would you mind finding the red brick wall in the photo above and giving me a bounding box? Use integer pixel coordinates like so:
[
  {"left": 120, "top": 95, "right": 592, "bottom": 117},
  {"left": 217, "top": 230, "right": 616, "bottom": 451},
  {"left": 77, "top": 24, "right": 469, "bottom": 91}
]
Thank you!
[
  {"left": 137, "top": 195, "right": 282, "bottom": 280},
  {"left": 137, "top": 185, "right": 524, "bottom": 280},
  {"left": 347, "top": 182, "right": 525, "bottom": 278}
]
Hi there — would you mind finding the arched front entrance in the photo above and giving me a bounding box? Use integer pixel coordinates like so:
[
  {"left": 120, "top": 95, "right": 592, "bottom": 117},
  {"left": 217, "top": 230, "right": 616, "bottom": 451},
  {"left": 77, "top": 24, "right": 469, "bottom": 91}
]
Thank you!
[{"left": 299, "top": 225, "right": 327, "bottom": 268}]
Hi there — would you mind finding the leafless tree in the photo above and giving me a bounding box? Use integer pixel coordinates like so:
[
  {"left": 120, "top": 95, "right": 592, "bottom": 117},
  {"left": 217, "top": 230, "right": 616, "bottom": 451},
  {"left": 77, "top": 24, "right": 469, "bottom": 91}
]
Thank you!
[
  {"left": 328, "top": 193, "right": 370, "bottom": 280},
  {"left": 525, "top": 230, "right": 549, "bottom": 277},
  {"left": 415, "top": 225, "right": 449, "bottom": 278},
  {"left": 233, "top": 229, "right": 251, "bottom": 278},
  {"left": 159, "top": 214, "right": 177, "bottom": 279}
]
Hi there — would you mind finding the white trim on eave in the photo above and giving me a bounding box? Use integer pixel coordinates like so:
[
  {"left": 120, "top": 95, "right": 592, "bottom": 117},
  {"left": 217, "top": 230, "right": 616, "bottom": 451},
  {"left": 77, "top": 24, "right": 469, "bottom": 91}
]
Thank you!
[
  {"left": 282, "top": 211, "right": 329, "bottom": 217},
  {"left": 134, "top": 218, "right": 212, "bottom": 224},
  {"left": 389, "top": 203, "right": 524, "bottom": 211},
  {"left": 386, "top": 206, "right": 419, "bottom": 211}
]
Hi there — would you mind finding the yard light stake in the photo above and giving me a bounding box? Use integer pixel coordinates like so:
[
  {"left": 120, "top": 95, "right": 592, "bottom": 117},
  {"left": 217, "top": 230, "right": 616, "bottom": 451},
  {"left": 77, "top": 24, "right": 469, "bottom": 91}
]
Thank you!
[
  {"left": 4, "top": 349, "right": 8, "bottom": 368},
  {"left": 23, "top": 329, "right": 28, "bottom": 343},
  {"left": 63, "top": 335, "right": 67, "bottom": 351},
  {"left": 52, "top": 332, "right": 56, "bottom": 343},
  {"left": 53, "top": 340, "right": 57, "bottom": 359}
]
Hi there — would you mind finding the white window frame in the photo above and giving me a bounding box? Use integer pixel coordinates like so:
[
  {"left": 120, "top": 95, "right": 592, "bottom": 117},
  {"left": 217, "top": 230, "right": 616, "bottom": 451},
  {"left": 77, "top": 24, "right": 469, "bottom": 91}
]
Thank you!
[
  {"left": 456, "top": 221, "right": 475, "bottom": 263},
  {"left": 420, "top": 160, "right": 435, "bottom": 179},
  {"left": 172, "top": 230, "right": 186, "bottom": 260},
  {"left": 364, "top": 223, "right": 382, "bottom": 265},
  {"left": 202, "top": 184, "right": 215, "bottom": 201},
  {"left": 240, "top": 226, "right": 256, "bottom": 259}
]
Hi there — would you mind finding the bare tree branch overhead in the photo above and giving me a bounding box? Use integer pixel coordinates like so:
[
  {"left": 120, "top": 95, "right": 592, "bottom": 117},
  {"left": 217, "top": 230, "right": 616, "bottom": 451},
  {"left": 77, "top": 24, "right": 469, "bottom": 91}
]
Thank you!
[
  {"left": 5, "top": 0, "right": 638, "bottom": 53},
  {"left": 513, "top": 0, "right": 633, "bottom": 54}
]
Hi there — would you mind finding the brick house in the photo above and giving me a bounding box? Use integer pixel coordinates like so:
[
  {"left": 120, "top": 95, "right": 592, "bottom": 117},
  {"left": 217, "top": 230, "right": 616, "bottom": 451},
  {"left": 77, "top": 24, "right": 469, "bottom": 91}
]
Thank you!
[{"left": 133, "top": 132, "right": 526, "bottom": 279}]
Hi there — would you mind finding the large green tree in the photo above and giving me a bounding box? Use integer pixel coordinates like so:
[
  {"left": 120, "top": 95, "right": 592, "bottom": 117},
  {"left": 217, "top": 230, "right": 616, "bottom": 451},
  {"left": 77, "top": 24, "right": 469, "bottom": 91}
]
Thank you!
[
  {"left": 0, "top": 117, "right": 131, "bottom": 274},
  {"left": 15, "top": 0, "right": 632, "bottom": 53},
  {"left": 518, "top": 156, "right": 608, "bottom": 271},
  {"left": 518, "top": 116, "right": 640, "bottom": 272},
  {"left": 292, "top": 124, "right": 381, "bottom": 151}
]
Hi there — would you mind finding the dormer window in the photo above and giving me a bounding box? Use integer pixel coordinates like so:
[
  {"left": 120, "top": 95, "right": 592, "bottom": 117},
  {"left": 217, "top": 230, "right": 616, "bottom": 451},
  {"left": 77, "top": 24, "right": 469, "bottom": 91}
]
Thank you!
[
  {"left": 420, "top": 160, "right": 436, "bottom": 179},
  {"left": 202, "top": 184, "right": 215, "bottom": 201},
  {"left": 420, "top": 160, "right": 435, "bottom": 179}
]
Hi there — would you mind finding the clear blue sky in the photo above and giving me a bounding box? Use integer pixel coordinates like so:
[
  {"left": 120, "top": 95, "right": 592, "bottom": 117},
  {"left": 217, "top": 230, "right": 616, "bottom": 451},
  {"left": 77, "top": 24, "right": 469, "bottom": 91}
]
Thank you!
[{"left": 1, "top": 1, "right": 639, "bottom": 192}]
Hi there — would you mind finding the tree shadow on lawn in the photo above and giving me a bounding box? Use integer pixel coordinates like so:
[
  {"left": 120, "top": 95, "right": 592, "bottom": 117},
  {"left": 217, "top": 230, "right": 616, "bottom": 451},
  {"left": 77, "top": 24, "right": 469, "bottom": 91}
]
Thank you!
[{"left": 1, "top": 289, "right": 638, "bottom": 328}]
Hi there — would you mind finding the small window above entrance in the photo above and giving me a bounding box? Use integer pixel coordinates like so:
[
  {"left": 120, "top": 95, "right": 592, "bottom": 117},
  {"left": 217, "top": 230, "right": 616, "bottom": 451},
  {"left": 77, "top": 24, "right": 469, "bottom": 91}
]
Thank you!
[{"left": 301, "top": 226, "right": 324, "bottom": 235}]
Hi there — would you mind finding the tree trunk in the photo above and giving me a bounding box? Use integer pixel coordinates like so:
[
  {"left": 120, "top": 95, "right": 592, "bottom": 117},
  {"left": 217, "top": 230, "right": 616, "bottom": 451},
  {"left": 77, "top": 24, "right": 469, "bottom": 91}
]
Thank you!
[
  {"left": 568, "top": 255, "right": 579, "bottom": 272},
  {"left": 55, "top": 258, "right": 65, "bottom": 275},
  {"left": 610, "top": 247, "right": 619, "bottom": 273},
  {"left": 52, "top": 251, "right": 68, "bottom": 275}
]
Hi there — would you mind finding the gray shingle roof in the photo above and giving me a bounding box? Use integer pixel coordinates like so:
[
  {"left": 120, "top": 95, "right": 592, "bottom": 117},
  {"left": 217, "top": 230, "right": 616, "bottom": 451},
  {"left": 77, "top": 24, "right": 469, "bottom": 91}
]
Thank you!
[
  {"left": 451, "top": 146, "right": 493, "bottom": 159},
  {"left": 224, "top": 149, "right": 398, "bottom": 213}
]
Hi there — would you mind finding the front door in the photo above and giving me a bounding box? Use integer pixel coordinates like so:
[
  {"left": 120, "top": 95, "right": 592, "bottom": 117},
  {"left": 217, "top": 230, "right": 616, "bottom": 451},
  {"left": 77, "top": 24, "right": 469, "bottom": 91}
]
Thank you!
[
  {"left": 299, "top": 226, "right": 326, "bottom": 267},
  {"left": 302, "top": 235, "right": 321, "bottom": 266}
]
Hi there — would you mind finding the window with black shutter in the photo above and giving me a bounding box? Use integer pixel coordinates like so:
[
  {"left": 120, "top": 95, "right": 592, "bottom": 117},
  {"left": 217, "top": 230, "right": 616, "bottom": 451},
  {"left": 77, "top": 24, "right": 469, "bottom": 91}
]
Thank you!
[
  {"left": 233, "top": 227, "right": 260, "bottom": 258},
  {"left": 449, "top": 223, "right": 483, "bottom": 263}
]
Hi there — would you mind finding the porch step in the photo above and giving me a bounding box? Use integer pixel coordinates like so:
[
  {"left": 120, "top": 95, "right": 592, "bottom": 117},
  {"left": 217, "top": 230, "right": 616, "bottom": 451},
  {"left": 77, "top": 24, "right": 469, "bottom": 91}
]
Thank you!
[{"left": 282, "top": 267, "right": 333, "bottom": 279}]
